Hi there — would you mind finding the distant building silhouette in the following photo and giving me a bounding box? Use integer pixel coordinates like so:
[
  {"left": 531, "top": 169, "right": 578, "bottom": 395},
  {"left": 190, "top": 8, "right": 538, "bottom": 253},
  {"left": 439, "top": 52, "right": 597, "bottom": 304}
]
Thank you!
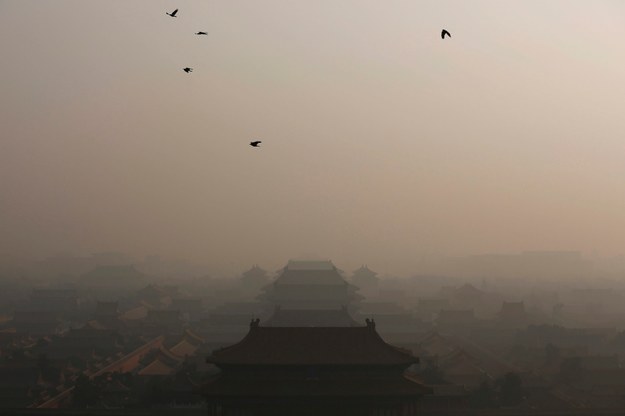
[
  {"left": 240, "top": 265, "right": 270, "bottom": 289},
  {"left": 350, "top": 265, "right": 379, "bottom": 297},
  {"left": 258, "top": 260, "right": 363, "bottom": 310}
]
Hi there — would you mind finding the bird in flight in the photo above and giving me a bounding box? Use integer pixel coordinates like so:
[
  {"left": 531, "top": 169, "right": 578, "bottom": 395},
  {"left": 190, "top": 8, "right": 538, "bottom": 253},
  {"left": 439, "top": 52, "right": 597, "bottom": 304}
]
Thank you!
[
  {"left": 196, "top": 31, "right": 208, "bottom": 35},
  {"left": 166, "top": 9, "right": 178, "bottom": 17},
  {"left": 250, "top": 141, "right": 262, "bottom": 147},
  {"left": 441, "top": 29, "right": 451, "bottom": 39},
  {"left": 183, "top": 67, "right": 193, "bottom": 73}
]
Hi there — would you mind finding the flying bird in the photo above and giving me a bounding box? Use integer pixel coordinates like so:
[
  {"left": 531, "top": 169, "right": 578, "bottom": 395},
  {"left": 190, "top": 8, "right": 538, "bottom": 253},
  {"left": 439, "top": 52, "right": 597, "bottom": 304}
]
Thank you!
[
  {"left": 250, "top": 141, "right": 262, "bottom": 147},
  {"left": 196, "top": 31, "right": 208, "bottom": 35},
  {"left": 441, "top": 29, "right": 451, "bottom": 39},
  {"left": 166, "top": 9, "right": 178, "bottom": 17},
  {"left": 183, "top": 67, "right": 193, "bottom": 73}
]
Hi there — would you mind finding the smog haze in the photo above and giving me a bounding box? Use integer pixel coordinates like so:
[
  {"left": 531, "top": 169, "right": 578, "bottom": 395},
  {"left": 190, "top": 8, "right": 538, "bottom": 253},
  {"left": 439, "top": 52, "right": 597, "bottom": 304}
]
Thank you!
[{"left": 2, "top": 1, "right": 625, "bottom": 274}]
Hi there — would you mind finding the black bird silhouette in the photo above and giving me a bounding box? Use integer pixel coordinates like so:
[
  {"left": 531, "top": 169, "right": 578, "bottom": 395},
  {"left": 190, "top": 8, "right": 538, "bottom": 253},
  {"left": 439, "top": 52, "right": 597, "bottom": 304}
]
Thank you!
[
  {"left": 250, "top": 141, "right": 262, "bottom": 147},
  {"left": 183, "top": 67, "right": 193, "bottom": 73},
  {"left": 196, "top": 31, "right": 208, "bottom": 35},
  {"left": 166, "top": 9, "right": 178, "bottom": 17},
  {"left": 441, "top": 29, "right": 451, "bottom": 39}
]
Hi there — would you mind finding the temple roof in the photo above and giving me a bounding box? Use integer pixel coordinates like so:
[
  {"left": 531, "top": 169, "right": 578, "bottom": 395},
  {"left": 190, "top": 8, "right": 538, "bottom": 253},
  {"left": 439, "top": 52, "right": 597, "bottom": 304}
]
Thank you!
[
  {"left": 275, "top": 261, "right": 347, "bottom": 286},
  {"left": 207, "top": 322, "right": 417, "bottom": 366},
  {"left": 242, "top": 264, "right": 268, "bottom": 277},
  {"left": 352, "top": 265, "right": 379, "bottom": 281},
  {"left": 138, "top": 358, "right": 176, "bottom": 376},
  {"left": 454, "top": 283, "right": 485, "bottom": 298},
  {"left": 120, "top": 305, "right": 148, "bottom": 321},
  {"left": 210, "top": 302, "right": 267, "bottom": 314},
  {"left": 169, "top": 330, "right": 204, "bottom": 357},
  {"left": 283, "top": 260, "right": 337, "bottom": 271},
  {"left": 170, "top": 340, "right": 199, "bottom": 358},
  {"left": 265, "top": 307, "right": 361, "bottom": 327},
  {"left": 353, "top": 265, "right": 376, "bottom": 274},
  {"left": 359, "top": 302, "right": 407, "bottom": 315}
]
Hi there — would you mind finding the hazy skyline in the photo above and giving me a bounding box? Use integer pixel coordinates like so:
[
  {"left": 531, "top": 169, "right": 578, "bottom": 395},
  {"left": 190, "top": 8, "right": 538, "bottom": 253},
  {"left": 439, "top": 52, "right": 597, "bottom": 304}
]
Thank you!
[{"left": 2, "top": 1, "right": 625, "bottom": 275}]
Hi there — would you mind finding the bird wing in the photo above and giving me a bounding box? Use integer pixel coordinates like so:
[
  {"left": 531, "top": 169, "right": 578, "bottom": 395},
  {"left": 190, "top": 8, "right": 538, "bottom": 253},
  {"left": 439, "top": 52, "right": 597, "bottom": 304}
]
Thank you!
[
  {"left": 441, "top": 30, "right": 450, "bottom": 39},
  {"left": 172, "top": 9, "right": 178, "bottom": 16}
]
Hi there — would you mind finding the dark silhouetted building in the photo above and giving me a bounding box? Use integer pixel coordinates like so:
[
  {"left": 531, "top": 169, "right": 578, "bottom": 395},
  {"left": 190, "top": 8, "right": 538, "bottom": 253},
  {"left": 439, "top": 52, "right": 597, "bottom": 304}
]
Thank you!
[
  {"left": 204, "top": 319, "right": 431, "bottom": 416},
  {"left": 265, "top": 305, "right": 360, "bottom": 327}
]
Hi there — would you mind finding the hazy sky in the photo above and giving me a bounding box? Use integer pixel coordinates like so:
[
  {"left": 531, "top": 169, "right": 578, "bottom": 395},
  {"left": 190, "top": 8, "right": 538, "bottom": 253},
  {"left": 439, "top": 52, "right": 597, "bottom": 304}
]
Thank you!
[{"left": 1, "top": 1, "right": 625, "bottom": 274}]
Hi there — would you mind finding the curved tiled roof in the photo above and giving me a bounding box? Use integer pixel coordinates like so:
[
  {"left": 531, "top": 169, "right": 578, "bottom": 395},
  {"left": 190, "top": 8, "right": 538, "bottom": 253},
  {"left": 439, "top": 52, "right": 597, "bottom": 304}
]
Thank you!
[
  {"left": 275, "top": 270, "right": 347, "bottom": 286},
  {"left": 169, "top": 341, "right": 197, "bottom": 358},
  {"left": 265, "top": 307, "right": 361, "bottom": 327},
  {"left": 138, "top": 358, "right": 176, "bottom": 376},
  {"left": 208, "top": 324, "right": 417, "bottom": 366}
]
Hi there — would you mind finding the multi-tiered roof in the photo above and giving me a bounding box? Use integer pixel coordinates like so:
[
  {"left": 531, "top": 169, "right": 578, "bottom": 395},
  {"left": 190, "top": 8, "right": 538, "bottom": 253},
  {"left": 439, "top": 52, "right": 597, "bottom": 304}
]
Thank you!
[{"left": 259, "top": 260, "right": 362, "bottom": 310}]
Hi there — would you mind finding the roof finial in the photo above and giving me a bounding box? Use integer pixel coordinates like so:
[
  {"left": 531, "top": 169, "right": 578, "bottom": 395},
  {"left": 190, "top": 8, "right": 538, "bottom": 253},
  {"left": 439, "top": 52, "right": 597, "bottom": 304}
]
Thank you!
[
  {"left": 250, "top": 318, "right": 260, "bottom": 328},
  {"left": 365, "top": 318, "right": 376, "bottom": 329}
]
